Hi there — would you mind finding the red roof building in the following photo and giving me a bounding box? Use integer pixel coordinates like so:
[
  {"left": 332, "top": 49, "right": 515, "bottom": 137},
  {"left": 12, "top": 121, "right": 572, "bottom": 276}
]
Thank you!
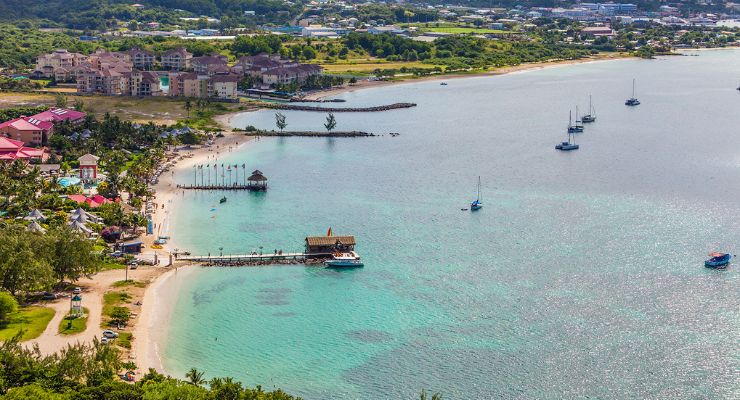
[
  {"left": 31, "top": 108, "right": 86, "bottom": 125},
  {"left": 67, "top": 194, "right": 117, "bottom": 208},
  {"left": 0, "top": 137, "right": 47, "bottom": 162}
]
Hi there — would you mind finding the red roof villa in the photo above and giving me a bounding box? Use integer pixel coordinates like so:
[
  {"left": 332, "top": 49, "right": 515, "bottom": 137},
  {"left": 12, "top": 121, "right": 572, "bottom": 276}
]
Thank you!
[{"left": 0, "top": 137, "right": 47, "bottom": 162}]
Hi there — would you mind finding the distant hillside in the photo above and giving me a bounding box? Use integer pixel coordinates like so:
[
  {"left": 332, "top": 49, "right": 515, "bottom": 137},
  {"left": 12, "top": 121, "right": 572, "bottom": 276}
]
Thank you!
[{"left": 0, "top": 0, "right": 298, "bottom": 29}]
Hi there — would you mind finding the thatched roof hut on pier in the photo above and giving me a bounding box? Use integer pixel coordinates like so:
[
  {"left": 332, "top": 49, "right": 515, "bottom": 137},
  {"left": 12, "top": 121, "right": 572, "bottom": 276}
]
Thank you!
[
  {"left": 247, "top": 170, "right": 267, "bottom": 190},
  {"left": 305, "top": 235, "right": 356, "bottom": 255}
]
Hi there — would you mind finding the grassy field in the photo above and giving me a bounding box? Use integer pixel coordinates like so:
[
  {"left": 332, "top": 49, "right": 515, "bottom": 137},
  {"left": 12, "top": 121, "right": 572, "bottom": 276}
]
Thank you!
[
  {"left": 0, "top": 92, "right": 246, "bottom": 127},
  {"left": 117, "top": 331, "right": 133, "bottom": 349},
  {"left": 319, "top": 60, "right": 435, "bottom": 75},
  {"left": 0, "top": 306, "right": 55, "bottom": 341},
  {"left": 422, "top": 27, "right": 509, "bottom": 34},
  {"left": 113, "top": 280, "right": 147, "bottom": 288},
  {"left": 58, "top": 307, "right": 89, "bottom": 335},
  {"left": 102, "top": 291, "right": 131, "bottom": 327}
]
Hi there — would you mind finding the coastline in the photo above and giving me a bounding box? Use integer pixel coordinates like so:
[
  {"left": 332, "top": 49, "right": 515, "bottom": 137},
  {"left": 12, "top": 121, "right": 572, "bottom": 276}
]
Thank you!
[
  {"left": 132, "top": 131, "right": 254, "bottom": 374},
  {"left": 135, "top": 55, "right": 632, "bottom": 372}
]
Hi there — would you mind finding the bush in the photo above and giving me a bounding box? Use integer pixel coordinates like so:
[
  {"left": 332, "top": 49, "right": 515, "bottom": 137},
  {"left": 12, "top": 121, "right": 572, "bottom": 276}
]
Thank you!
[
  {"left": 0, "top": 292, "right": 18, "bottom": 321},
  {"left": 110, "top": 307, "right": 130, "bottom": 326}
]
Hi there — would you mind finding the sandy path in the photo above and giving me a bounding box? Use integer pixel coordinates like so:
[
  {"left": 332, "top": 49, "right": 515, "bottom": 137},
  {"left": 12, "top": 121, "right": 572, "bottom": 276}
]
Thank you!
[{"left": 26, "top": 267, "right": 159, "bottom": 355}]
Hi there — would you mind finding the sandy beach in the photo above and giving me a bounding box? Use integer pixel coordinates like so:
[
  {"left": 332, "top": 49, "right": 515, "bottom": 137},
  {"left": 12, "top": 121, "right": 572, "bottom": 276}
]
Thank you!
[{"left": 131, "top": 131, "right": 254, "bottom": 374}]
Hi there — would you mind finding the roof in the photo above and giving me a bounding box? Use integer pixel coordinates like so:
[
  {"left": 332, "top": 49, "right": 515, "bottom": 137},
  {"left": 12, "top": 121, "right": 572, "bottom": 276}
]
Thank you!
[
  {"left": 306, "top": 235, "right": 356, "bottom": 247},
  {"left": 31, "top": 108, "right": 86, "bottom": 123},
  {"left": 248, "top": 170, "right": 267, "bottom": 181},
  {"left": 78, "top": 153, "right": 99, "bottom": 164},
  {"left": 0, "top": 117, "right": 53, "bottom": 131}
]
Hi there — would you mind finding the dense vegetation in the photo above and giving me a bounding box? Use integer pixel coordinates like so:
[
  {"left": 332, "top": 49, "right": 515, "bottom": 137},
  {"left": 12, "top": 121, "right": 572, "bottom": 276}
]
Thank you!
[
  {"left": 0, "top": 0, "right": 298, "bottom": 30},
  {"left": 0, "top": 336, "right": 301, "bottom": 399}
]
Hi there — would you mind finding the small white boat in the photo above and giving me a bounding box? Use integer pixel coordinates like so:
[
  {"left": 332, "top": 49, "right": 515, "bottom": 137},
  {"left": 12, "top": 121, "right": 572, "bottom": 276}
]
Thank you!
[{"left": 325, "top": 251, "right": 364, "bottom": 268}]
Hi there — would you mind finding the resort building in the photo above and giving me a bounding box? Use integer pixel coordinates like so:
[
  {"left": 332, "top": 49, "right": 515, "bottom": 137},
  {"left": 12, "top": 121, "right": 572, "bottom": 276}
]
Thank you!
[
  {"left": 129, "top": 47, "right": 156, "bottom": 70},
  {"left": 34, "top": 49, "right": 86, "bottom": 79},
  {"left": 127, "top": 70, "right": 162, "bottom": 96},
  {"left": 210, "top": 74, "right": 240, "bottom": 99},
  {"left": 168, "top": 72, "right": 240, "bottom": 99},
  {"left": 78, "top": 153, "right": 99, "bottom": 183},
  {"left": 192, "top": 55, "right": 229, "bottom": 75},
  {"left": 161, "top": 47, "right": 193, "bottom": 70},
  {"left": 0, "top": 137, "right": 47, "bottom": 162},
  {"left": 0, "top": 117, "right": 54, "bottom": 146},
  {"left": 32, "top": 108, "right": 86, "bottom": 125},
  {"left": 262, "top": 65, "right": 323, "bottom": 86}
]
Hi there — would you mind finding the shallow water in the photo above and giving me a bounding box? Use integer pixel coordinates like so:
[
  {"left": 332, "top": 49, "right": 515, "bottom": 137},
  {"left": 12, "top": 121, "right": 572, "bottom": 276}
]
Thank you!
[{"left": 164, "top": 50, "right": 740, "bottom": 399}]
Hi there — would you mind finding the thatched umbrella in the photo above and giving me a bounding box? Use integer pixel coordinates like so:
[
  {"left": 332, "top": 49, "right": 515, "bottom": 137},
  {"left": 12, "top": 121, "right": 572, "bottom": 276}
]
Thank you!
[
  {"left": 68, "top": 220, "right": 92, "bottom": 234},
  {"left": 25, "top": 209, "right": 47, "bottom": 221},
  {"left": 27, "top": 220, "right": 46, "bottom": 233}
]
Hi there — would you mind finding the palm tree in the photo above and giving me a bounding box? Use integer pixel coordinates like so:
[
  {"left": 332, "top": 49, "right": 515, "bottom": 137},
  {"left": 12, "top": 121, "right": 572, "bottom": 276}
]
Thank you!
[
  {"left": 185, "top": 367, "right": 206, "bottom": 386},
  {"left": 184, "top": 99, "right": 192, "bottom": 118}
]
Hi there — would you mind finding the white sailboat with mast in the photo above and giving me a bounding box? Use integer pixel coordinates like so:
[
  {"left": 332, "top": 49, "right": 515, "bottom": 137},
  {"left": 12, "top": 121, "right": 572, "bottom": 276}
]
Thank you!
[
  {"left": 470, "top": 177, "right": 482, "bottom": 211},
  {"left": 582, "top": 95, "right": 596, "bottom": 123},
  {"left": 625, "top": 78, "right": 640, "bottom": 106}
]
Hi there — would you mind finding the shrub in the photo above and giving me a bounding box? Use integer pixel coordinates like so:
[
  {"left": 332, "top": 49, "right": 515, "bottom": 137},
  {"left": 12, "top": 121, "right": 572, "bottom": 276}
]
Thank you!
[{"left": 0, "top": 292, "right": 18, "bottom": 321}]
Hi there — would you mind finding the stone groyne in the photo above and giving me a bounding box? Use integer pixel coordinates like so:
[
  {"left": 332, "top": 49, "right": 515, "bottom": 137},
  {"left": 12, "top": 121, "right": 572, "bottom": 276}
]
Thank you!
[
  {"left": 290, "top": 98, "right": 347, "bottom": 103},
  {"left": 264, "top": 102, "right": 417, "bottom": 112}
]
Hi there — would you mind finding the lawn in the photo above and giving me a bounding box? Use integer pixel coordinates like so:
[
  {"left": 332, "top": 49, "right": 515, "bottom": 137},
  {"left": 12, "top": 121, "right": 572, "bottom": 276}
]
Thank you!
[
  {"left": 0, "top": 306, "right": 55, "bottom": 341},
  {"left": 117, "top": 332, "right": 133, "bottom": 349},
  {"left": 423, "top": 27, "right": 510, "bottom": 34},
  {"left": 102, "top": 291, "right": 131, "bottom": 321},
  {"left": 58, "top": 307, "right": 89, "bottom": 335},
  {"left": 113, "top": 280, "right": 147, "bottom": 288},
  {"left": 319, "top": 60, "right": 436, "bottom": 74}
]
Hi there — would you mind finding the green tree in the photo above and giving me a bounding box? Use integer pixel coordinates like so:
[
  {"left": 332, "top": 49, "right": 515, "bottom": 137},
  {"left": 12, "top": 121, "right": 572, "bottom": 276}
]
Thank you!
[
  {"left": 0, "top": 227, "right": 54, "bottom": 296},
  {"left": 185, "top": 368, "right": 206, "bottom": 387},
  {"left": 274, "top": 112, "right": 287, "bottom": 132},
  {"left": 110, "top": 307, "right": 130, "bottom": 326},
  {"left": 72, "top": 99, "right": 84, "bottom": 112},
  {"left": 55, "top": 94, "right": 67, "bottom": 108},
  {"left": 47, "top": 227, "right": 98, "bottom": 283},
  {"left": 0, "top": 291, "right": 18, "bottom": 321},
  {"left": 324, "top": 113, "right": 337, "bottom": 132},
  {"left": 184, "top": 99, "right": 192, "bottom": 118}
]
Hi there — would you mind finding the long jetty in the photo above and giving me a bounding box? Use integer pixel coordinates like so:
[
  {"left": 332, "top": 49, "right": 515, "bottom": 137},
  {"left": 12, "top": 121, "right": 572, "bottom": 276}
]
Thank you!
[
  {"left": 264, "top": 102, "right": 416, "bottom": 113},
  {"left": 255, "top": 131, "right": 374, "bottom": 137},
  {"left": 178, "top": 184, "right": 266, "bottom": 191},
  {"left": 177, "top": 252, "right": 324, "bottom": 266}
]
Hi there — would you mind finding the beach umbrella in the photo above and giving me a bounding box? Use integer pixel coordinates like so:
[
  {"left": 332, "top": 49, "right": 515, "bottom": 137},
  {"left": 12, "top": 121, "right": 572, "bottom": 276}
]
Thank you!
[
  {"left": 68, "top": 220, "right": 92, "bottom": 234},
  {"left": 25, "top": 209, "right": 47, "bottom": 221},
  {"left": 27, "top": 220, "right": 46, "bottom": 233}
]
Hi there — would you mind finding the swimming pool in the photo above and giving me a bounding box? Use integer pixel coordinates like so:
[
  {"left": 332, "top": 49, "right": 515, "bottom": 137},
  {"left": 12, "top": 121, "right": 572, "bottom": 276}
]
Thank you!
[{"left": 57, "top": 176, "right": 81, "bottom": 187}]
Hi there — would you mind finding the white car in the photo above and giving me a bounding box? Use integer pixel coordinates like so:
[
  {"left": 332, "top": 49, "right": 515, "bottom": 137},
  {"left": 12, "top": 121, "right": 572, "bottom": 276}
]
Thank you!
[
  {"left": 102, "top": 330, "right": 119, "bottom": 339},
  {"left": 100, "top": 337, "right": 109, "bottom": 345},
  {"left": 73, "top": 287, "right": 81, "bottom": 294}
]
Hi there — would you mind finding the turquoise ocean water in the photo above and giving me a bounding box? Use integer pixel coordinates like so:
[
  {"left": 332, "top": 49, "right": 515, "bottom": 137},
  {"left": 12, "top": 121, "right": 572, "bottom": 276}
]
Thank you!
[{"left": 164, "top": 51, "right": 739, "bottom": 398}]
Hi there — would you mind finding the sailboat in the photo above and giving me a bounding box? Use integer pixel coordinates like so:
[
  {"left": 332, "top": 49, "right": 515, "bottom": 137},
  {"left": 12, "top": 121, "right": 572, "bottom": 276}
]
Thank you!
[
  {"left": 581, "top": 95, "right": 596, "bottom": 123},
  {"left": 567, "top": 110, "right": 583, "bottom": 133},
  {"left": 470, "top": 177, "right": 482, "bottom": 211},
  {"left": 625, "top": 79, "right": 640, "bottom": 106},
  {"left": 556, "top": 129, "right": 579, "bottom": 151}
]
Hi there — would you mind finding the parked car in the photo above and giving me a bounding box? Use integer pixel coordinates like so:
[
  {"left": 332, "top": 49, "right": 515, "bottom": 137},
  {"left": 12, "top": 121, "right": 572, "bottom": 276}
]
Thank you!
[
  {"left": 73, "top": 287, "right": 82, "bottom": 294},
  {"left": 110, "top": 251, "right": 123, "bottom": 258},
  {"left": 42, "top": 292, "right": 57, "bottom": 300},
  {"left": 128, "top": 261, "right": 138, "bottom": 270},
  {"left": 102, "top": 330, "right": 119, "bottom": 339},
  {"left": 101, "top": 337, "right": 109, "bottom": 345}
]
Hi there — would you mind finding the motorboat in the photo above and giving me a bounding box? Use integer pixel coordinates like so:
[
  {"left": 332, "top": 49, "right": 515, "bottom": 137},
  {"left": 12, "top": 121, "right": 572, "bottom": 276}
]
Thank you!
[
  {"left": 705, "top": 252, "right": 731, "bottom": 268},
  {"left": 325, "top": 251, "right": 364, "bottom": 268}
]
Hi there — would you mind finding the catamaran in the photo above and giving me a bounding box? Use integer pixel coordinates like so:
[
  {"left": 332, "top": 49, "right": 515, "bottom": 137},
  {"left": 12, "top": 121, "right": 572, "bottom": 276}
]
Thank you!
[
  {"left": 567, "top": 110, "right": 583, "bottom": 133},
  {"left": 625, "top": 79, "right": 640, "bottom": 106},
  {"left": 581, "top": 95, "right": 596, "bottom": 123},
  {"left": 556, "top": 129, "right": 579, "bottom": 151},
  {"left": 470, "top": 177, "right": 482, "bottom": 211}
]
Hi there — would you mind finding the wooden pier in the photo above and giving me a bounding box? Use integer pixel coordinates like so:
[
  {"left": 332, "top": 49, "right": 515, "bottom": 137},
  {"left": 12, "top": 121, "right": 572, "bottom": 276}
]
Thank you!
[
  {"left": 179, "top": 184, "right": 266, "bottom": 191},
  {"left": 183, "top": 169, "right": 267, "bottom": 191},
  {"left": 176, "top": 235, "right": 357, "bottom": 267}
]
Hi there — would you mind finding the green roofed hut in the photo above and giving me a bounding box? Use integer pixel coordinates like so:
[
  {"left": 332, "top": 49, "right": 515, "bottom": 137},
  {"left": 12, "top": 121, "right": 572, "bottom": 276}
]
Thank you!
[
  {"left": 247, "top": 170, "right": 267, "bottom": 190},
  {"left": 305, "top": 235, "right": 356, "bottom": 256}
]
